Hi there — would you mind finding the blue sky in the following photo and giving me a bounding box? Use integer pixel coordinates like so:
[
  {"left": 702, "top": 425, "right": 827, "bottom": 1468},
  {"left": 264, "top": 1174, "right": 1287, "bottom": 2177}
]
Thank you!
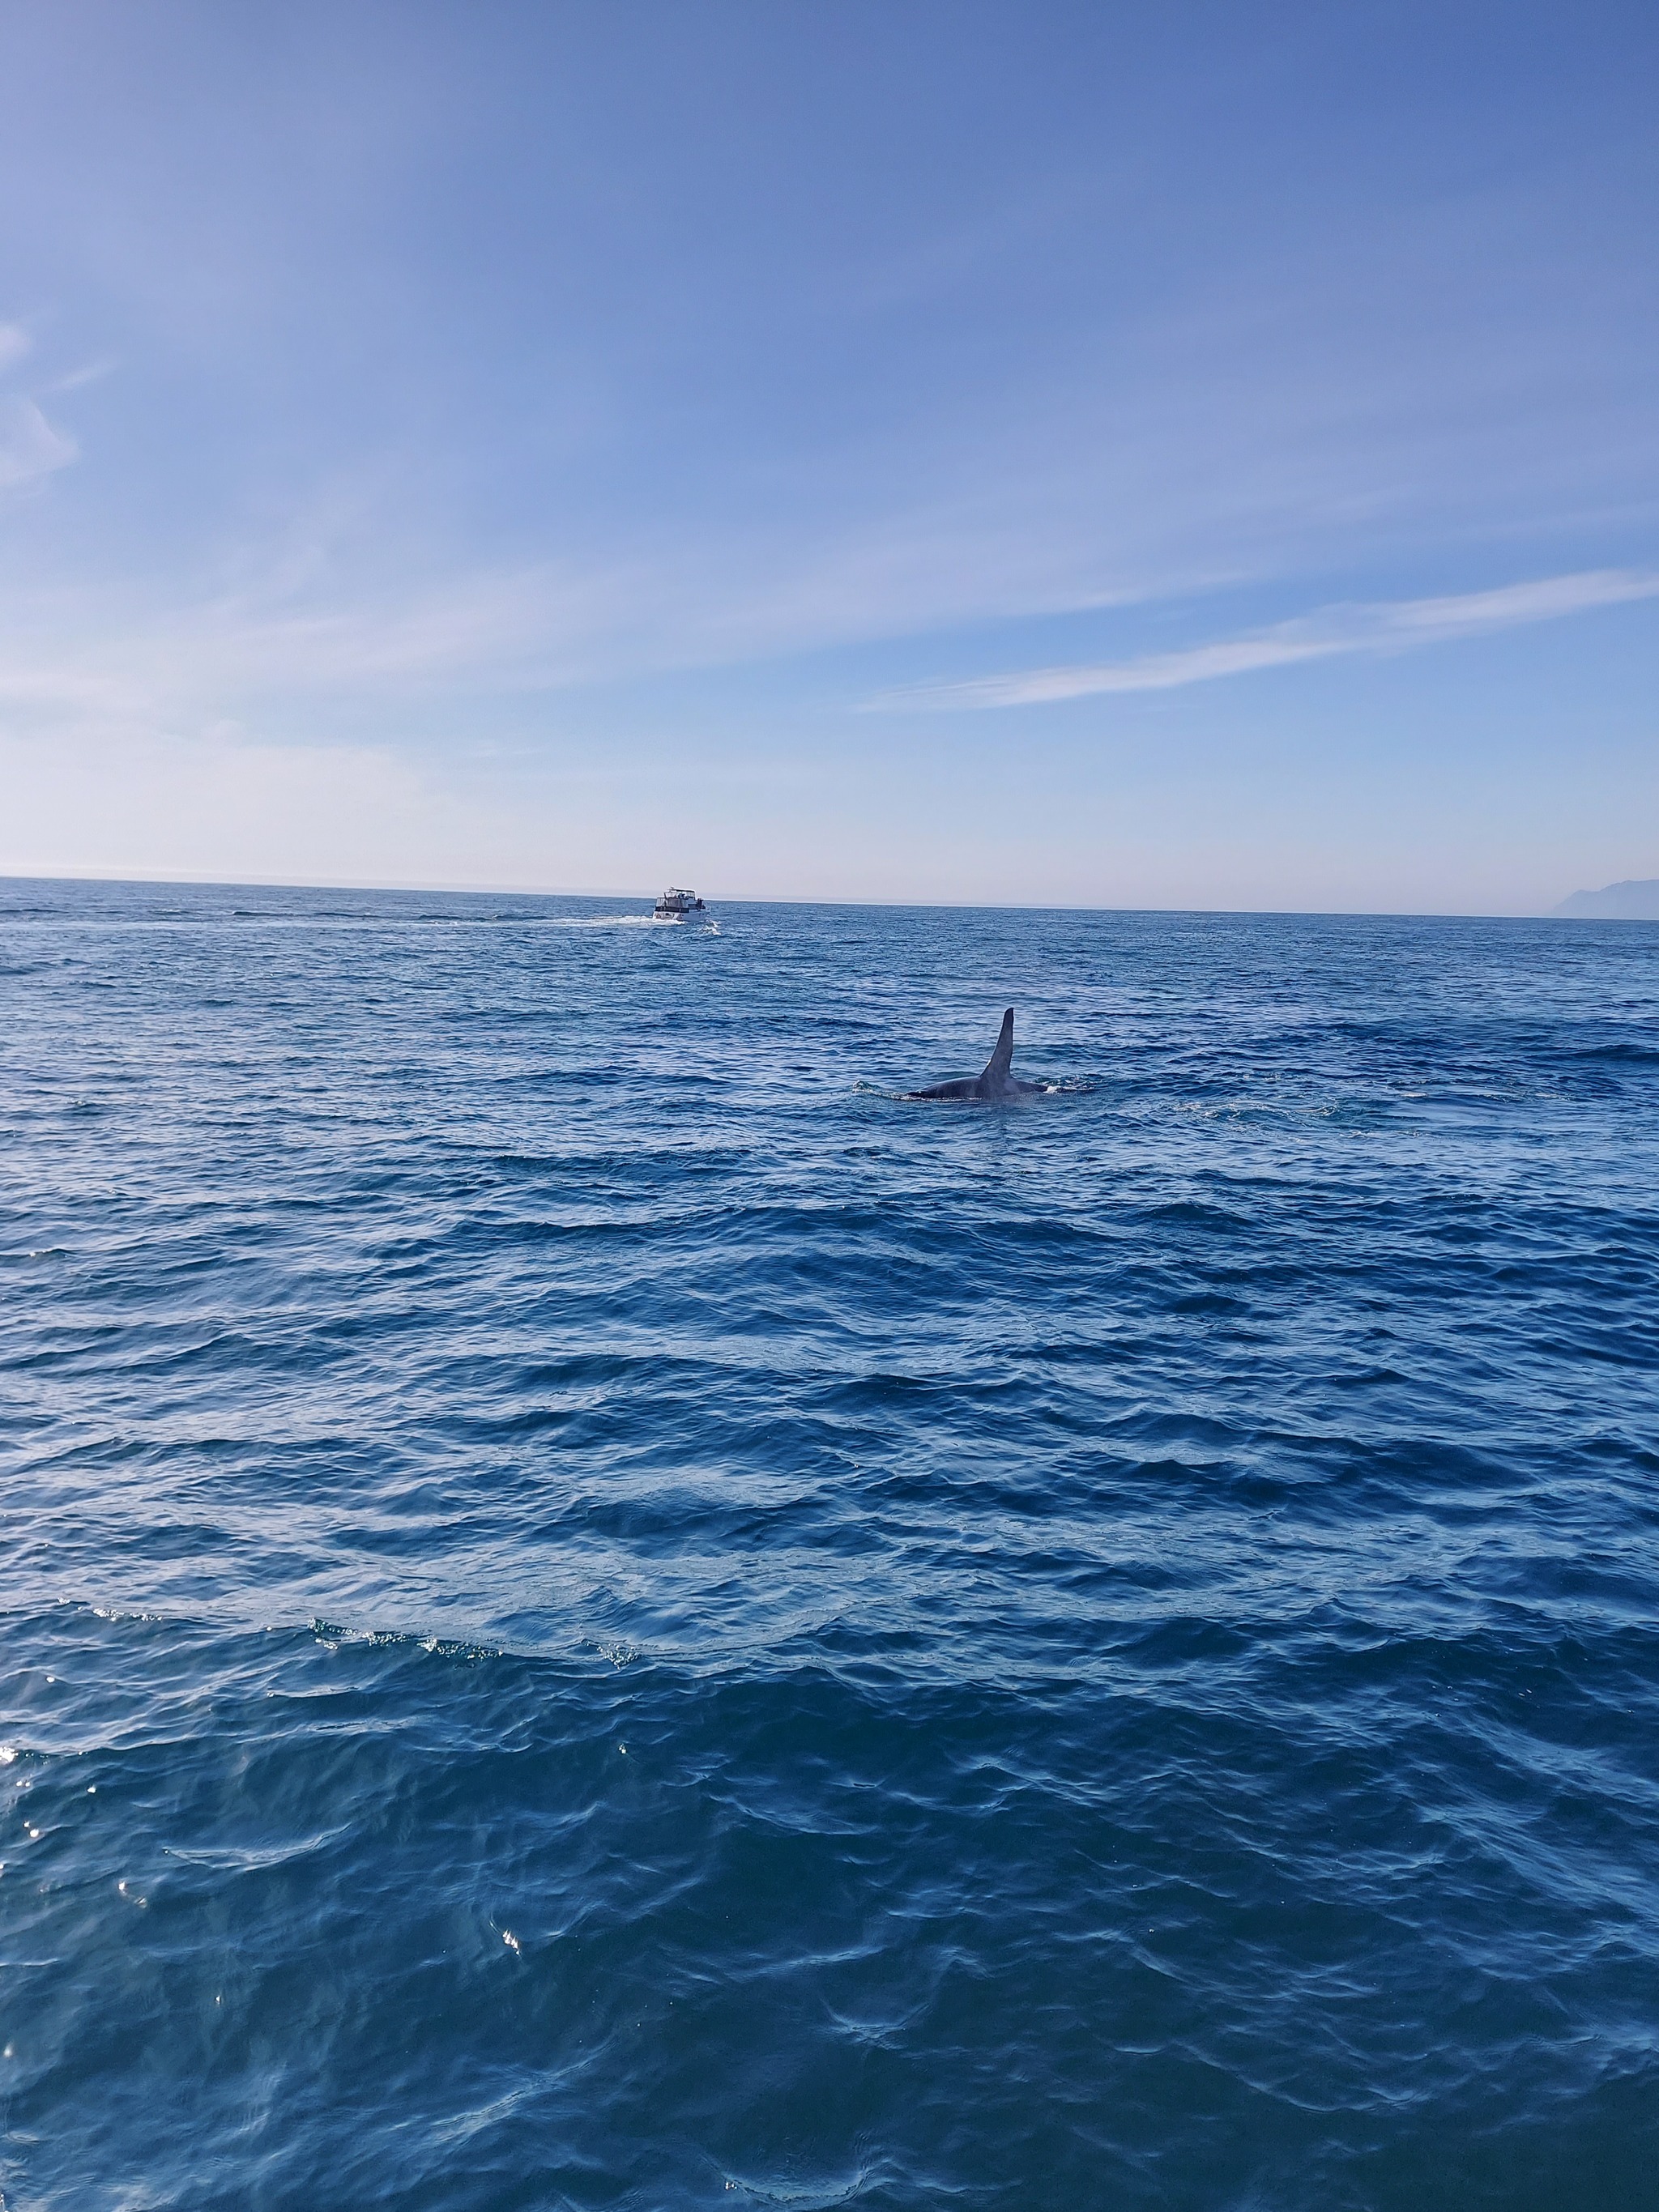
[{"left": 2, "top": 0, "right": 1655, "bottom": 909}]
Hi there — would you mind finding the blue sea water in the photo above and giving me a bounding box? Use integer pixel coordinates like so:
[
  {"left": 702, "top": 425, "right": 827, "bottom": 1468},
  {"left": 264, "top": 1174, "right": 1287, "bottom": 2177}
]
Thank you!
[{"left": 2, "top": 876, "right": 1657, "bottom": 2211}]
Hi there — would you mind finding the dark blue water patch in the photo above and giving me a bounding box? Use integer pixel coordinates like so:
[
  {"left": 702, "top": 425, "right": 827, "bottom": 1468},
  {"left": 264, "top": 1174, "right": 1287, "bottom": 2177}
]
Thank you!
[
  {"left": 3, "top": 881, "right": 1659, "bottom": 2207},
  {"left": 1, "top": 1606, "right": 1655, "bottom": 2212}
]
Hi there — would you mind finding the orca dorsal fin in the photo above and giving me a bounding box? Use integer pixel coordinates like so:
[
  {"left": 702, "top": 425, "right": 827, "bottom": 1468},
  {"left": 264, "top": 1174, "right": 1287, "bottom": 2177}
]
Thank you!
[{"left": 980, "top": 1008, "right": 1016, "bottom": 1085}]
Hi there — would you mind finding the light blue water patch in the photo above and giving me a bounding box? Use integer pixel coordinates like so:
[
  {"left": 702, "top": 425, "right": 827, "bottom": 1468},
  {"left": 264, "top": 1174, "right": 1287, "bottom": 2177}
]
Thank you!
[{"left": 2, "top": 880, "right": 1657, "bottom": 2210}]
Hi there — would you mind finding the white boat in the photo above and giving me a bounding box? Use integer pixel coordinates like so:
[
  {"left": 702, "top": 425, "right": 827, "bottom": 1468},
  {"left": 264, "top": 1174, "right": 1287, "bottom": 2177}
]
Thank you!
[{"left": 653, "top": 885, "right": 706, "bottom": 920}]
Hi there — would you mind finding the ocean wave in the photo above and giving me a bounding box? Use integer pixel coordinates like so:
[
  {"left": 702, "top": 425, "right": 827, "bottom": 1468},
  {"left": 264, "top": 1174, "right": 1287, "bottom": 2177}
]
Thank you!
[{"left": 2, "top": 890, "right": 1657, "bottom": 2206}]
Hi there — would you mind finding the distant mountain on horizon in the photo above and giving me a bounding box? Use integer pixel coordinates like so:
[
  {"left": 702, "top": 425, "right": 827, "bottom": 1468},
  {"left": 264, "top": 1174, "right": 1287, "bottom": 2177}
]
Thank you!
[{"left": 1554, "top": 878, "right": 1659, "bottom": 919}]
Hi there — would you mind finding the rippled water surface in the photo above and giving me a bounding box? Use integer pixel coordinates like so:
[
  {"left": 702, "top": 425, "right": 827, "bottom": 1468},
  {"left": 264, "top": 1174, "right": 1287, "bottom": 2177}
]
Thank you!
[{"left": 3, "top": 877, "right": 1657, "bottom": 2210}]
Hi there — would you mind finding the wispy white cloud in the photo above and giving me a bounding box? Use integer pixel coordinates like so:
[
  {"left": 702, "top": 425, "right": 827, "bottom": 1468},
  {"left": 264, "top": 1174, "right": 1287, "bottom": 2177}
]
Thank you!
[
  {"left": 46, "top": 356, "right": 117, "bottom": 394},
  {"left": 876, "top": 569, "right": 1659, "bottom": 711},
  {"left": 2, "top": 522, "right": 1654, "bottom": 766},
  {"left": 0, "top": 559, "right": 659, "bottom": 735},
  {"left": 0, "top": 499, "right": 1156, "bottom": 739},
  {"left": 0, "top": 394, "right": 77, "bottom": 489},
  {"left": 0, "top": 318, "right": 84, "bottom": 488}
]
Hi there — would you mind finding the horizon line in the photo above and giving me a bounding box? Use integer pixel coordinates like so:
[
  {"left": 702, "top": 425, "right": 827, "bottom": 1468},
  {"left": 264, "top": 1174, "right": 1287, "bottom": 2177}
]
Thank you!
[{"left": 0, "top": 863, "right": 1645, "bottom": 923}]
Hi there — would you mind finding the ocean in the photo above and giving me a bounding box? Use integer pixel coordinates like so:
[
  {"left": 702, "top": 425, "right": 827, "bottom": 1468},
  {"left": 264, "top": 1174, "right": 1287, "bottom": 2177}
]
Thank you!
[{"left": 2, "top": 877, "right": 1656, "bottom": 2210}]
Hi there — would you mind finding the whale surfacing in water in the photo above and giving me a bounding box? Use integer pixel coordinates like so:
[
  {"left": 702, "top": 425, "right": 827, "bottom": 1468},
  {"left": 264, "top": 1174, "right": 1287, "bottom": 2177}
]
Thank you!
[{"left": 906, "top": 1008, "right": 1045, "bottom": 1101}]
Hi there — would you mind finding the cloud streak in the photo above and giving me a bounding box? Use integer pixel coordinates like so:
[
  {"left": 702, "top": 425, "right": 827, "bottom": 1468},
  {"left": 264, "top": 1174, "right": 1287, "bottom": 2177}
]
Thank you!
[
  {"left": 877, "top": 569, "right": 1659, "bottom": 710},
  {"left": 0, "top": 326, "right": 79, "bottom": 490},
  {"left": 0, "top": 394, "right": 77, "bottom": 489}
]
